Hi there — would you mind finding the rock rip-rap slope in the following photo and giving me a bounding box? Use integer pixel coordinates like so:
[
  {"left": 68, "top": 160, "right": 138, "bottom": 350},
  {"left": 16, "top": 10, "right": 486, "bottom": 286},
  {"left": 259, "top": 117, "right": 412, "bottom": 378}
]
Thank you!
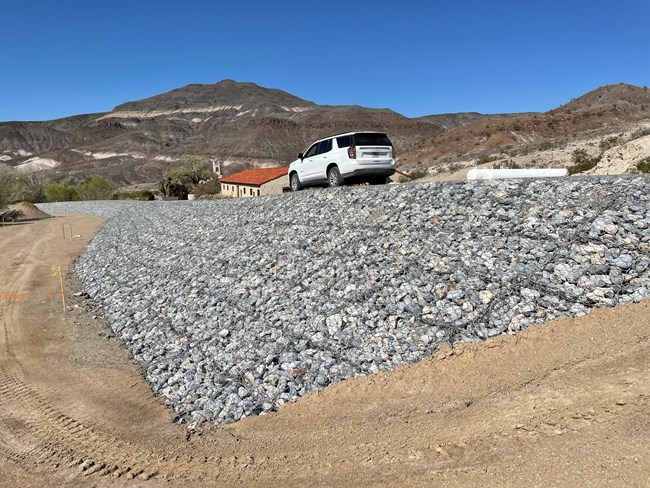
[{"left": 41, "top": 176, "right": 650, "bottom": 424}]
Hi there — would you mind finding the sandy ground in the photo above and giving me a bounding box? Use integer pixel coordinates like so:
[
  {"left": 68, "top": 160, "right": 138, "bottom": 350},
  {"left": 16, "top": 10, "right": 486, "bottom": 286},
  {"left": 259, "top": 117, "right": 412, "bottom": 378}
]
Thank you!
[{"left": 0, "top": 215, "right": 648, "bottom": 487}]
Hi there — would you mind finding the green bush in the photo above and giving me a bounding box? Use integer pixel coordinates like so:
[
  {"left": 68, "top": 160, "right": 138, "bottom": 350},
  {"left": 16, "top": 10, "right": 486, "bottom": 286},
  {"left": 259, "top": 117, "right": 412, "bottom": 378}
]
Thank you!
[
  {"left": 0, "top": 165, "right": 50, "bottom": 205},
  {"left": 568, "top": 149, "right": 600, "bottom": 175},
  {"left": 112, "top": 190, "right": 155, "bottom": 201},
  {"left": 636, "top": 157, "right": 650, "bottom": 173},
  {"left": 76, "top": 175, "right": 114, "bottom": 200},
  {"left": 193, "top": 179, "right": 221, "bottom": 198},
  {"left": 477, "top": 154, "right": 495, "bottom": 165},
  {"left": 398, "top": 167, "right": 429, "bottom": 182},
  {"left": 158, "top": 160, "right": 213, "bottom": 199},
  {"left": 493, "top": 160, "right": 521, "bottom": 169},
  {"left": 599, "top": 136, "right": 620, "bottom": 153},
  {"left": 45, "top": 183, "right": 80, "bottom": 202}
]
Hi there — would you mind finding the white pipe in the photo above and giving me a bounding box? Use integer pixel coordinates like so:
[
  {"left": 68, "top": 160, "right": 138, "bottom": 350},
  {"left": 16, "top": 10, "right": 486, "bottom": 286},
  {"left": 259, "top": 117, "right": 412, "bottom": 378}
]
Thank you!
[{"left": 467, "top": 168, "right": 569, "bottom": 181}]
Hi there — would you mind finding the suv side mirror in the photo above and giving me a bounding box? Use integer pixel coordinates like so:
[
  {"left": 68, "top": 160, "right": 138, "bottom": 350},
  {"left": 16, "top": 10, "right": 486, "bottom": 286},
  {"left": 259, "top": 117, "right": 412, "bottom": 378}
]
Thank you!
[{"left": 298, "top": 153, "right": 304, "bottom": 160}]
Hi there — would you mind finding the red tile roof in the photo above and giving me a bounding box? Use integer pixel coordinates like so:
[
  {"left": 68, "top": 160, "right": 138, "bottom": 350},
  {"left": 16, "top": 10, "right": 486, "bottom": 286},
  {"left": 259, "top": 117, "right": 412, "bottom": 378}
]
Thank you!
[{"left": 220, "top": 166, "right": 288, "bottom": 186}]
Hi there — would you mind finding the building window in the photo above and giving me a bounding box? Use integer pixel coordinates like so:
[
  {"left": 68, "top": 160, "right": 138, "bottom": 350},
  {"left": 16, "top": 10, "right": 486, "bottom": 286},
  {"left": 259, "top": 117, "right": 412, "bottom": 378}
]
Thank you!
[{"left": 257, "top": 189, "right": 260, "bottom": 196}]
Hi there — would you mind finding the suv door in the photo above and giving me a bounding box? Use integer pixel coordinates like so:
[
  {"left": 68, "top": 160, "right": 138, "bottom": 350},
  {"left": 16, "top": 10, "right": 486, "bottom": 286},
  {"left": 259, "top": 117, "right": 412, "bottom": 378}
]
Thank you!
[
  {"left": 308, "top": 138, "right": 332, "bottom": 181},
  {"left": 299, "top": 142, "right": 319, "bottom": 182}
]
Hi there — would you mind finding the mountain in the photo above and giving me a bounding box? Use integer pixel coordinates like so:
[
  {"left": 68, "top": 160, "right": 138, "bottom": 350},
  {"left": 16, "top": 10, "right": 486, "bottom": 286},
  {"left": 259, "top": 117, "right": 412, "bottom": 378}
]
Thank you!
[
  {"left": 2, "top": 81, "right": 649, "bottom": 185},
  {"left": 399, "top": 83, "right": 650, "bottom": 169},
  {"left": 415, "top": 112, "right": 537, "bottom": 130},
  {"left": 0, "top": 80, "right": 443, "bottom": 184}
]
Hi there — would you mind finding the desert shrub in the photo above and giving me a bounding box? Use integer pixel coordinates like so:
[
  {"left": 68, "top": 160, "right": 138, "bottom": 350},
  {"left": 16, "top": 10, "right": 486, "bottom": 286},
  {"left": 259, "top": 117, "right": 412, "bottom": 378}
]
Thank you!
[
  {"left": 398, "top": 166, "right": 429, "bottom": 183},
  {"left": 0, "top": 165, "right": 14, "bottom": 208},
  {"left": 629, "top": 127, "right": 650, "bottom": 140},
  {"left": 193, "top": 179, "right": 221, "bottom": 198},
  {"left": 112, "top": 190, "right": 155, "bottom": 201},
  {"left": 158, "top": 161, "right": 213, "bottom": 199},
  {"left": 0, "top": 165, "right": 50, "bottom": 205},
  {"left": 44, "top": 175, "right": 114, "bottom": 202},
  {"left": 572, "top": 149, "right": 591, "bottom": 165},
  {"left": 568, "top": 149, "right": 600, "bottom": 175},
  {"left": 179, "top": 154, "right": 209, "bottom": 167},
  {"left": 599, "top": 136, "right": 620, "bottom": 152},
  {"left": 476, "top": 154, "right": 495, "bottom": 165},
  {"left": 636, "top": 157, "right": 650, "bottom": 173},
  {"left": 409, "top": 167, "right": 429, "bottom": 179},
  {"left": 76, "top": 175, "right": 115, "bottom": 200},
  {"left": 493, "top": 160, "right": 521, "bottom": 169},
  {"left": 45, "top": 183, "right": 80, "bottom": 202}
]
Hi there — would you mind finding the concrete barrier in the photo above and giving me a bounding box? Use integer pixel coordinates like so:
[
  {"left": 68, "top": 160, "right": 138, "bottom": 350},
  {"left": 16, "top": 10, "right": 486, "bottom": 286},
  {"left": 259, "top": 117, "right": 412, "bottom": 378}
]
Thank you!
[{"left": 467, "top": 168, "right": 569, "bottom": 180}]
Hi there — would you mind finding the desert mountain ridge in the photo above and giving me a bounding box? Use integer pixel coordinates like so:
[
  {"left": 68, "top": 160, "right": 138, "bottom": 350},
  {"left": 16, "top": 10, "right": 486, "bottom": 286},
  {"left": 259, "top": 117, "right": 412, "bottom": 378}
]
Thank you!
[{"left": 1, "top": 80, "right": 649, "bottom": 185}]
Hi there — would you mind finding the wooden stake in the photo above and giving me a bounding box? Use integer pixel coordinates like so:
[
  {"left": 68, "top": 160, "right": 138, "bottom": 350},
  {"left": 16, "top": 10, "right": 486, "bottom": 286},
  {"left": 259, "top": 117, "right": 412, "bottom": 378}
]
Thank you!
[
  {"left": 59, "top": 266, "right": 66, "bottom": 313},
  {"left": 53, "top": 265, "right": 66, "bottom": 313}
]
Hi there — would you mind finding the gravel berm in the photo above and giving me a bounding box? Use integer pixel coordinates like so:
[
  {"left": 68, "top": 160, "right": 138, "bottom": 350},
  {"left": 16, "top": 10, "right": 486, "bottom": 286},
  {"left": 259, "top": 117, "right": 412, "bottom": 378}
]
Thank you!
[{"left": 39, "top": 176, "right": 650, "bottom": 425}]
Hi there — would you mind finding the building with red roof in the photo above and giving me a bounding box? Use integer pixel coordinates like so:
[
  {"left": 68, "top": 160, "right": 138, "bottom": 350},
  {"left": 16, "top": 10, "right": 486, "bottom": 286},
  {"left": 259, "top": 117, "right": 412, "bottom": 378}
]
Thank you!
[{"left": 220, "top": 166, "right": 288, "bottom": 198}]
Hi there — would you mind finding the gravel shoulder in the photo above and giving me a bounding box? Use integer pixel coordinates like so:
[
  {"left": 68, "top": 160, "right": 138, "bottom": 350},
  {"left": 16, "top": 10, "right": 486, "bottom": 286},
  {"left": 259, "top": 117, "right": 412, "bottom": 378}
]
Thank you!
[{"left": 0, "top": 213, "right": 648, "bottom": 487}]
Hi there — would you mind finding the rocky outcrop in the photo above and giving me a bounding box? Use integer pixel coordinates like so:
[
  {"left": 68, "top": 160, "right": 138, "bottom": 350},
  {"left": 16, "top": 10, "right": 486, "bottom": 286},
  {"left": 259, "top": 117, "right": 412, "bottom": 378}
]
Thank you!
[{"left": 590, "top": 134, "right": 650, "bottom": 175}]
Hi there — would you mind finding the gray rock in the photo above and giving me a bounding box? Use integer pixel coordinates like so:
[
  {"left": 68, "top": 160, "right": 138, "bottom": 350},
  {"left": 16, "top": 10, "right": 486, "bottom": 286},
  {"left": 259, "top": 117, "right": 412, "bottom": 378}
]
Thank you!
[{"left": 38, "top": 176, "right": 650, "bottom": 425}]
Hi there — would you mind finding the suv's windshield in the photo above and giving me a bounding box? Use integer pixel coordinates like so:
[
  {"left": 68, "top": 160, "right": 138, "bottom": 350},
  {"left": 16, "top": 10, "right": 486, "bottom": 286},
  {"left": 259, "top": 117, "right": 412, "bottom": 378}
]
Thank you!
[{"left": 353, "top": 133, "right": 392, "bottom": 146}]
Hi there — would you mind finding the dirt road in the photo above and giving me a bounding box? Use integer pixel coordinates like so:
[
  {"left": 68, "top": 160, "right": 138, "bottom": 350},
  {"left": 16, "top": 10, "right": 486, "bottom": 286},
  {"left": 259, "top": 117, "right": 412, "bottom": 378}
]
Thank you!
[{"left": 0, "top": 215, "right": 648, "bottom": 487}]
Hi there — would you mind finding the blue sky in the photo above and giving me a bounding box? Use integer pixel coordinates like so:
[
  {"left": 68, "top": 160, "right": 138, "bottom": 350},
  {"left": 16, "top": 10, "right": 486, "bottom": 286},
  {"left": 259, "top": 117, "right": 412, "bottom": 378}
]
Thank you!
[{"left": 1, "top": 0, "right": 648, "bottom": 121}]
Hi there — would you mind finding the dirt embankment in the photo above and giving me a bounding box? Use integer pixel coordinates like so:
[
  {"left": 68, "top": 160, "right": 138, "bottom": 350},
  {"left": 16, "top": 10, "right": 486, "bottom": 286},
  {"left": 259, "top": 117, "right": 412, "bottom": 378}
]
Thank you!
[
  {"left": 0, "top": 215, "right": 648, "bottom": 487},
  {"left": 0, "top": 202, "right": 52, "bottom": 222}
]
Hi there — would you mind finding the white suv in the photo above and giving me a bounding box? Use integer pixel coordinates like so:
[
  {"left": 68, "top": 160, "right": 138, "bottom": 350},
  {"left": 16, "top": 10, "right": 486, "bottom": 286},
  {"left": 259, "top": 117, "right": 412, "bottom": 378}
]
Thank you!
[{"left": 288, "top": 131, "right": 396, "bottom": 190}]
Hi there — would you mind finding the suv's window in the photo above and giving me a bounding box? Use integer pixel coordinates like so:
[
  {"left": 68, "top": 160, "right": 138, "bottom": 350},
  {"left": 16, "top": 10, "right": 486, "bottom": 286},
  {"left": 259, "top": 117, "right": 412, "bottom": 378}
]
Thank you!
[
  {"left": 336, "top": 135, "right": 352, "bottom": 148},
  {"left": 353, "top": 133, "right": 392, "bottom": 146},
  {"left": 304, "top": 143, "right": 318, "bottom": 158},
  {"left": 317, "top": 139, "right": 332, "bottom": 154}
]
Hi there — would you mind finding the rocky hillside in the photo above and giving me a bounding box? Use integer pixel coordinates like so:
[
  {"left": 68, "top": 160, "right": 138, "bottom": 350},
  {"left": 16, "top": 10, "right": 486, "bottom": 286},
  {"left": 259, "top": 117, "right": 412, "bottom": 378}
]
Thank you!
[
  {"left": 401, "top": 84, "right": 650, "bottom": 174},
  {"left": 3, "top": 81, "right": 650, "bottom": 185},
  {"left": 0, "top": 80, "right": 442, "bottom": 184},
  {"left": 415, "top": 112, "right": 536, "bottom": 130}
]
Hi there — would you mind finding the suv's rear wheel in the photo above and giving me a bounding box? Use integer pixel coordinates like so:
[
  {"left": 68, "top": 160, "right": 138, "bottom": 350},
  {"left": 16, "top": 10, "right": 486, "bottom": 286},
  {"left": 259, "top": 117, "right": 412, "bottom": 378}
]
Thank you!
[
  {"left": 290, "top": 173, "right": 302, "bottom": 191},
  {"left": 327, "top": 167, "right": 343, "bottom": 187}
]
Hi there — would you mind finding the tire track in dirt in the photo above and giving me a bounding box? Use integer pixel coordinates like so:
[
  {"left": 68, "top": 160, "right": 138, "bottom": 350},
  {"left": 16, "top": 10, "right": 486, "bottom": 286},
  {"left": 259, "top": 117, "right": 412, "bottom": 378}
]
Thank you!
[
  {"left": 0, "top": 218, "right": 189, "bottom": 483},
  {"left": 2, "top": 214, "right": 649, "bottom": 488}
]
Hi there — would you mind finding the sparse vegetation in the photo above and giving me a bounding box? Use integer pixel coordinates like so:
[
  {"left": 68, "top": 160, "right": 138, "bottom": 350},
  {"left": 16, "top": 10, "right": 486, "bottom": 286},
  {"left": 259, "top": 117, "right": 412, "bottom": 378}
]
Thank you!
[
  {"left": 158, "top": 155, "right": 213, "bottom": 199},
  {"left": 493, "top": 160, "right": 521, "bottom": 169},
  {"left": 537, "top": 140, "right": 555, "bottom": 151},
  {"left": 76, "top": 175, "right": 115, "bottom": 200},
  {"left": 568, "top": 149, "right": 600, "bottom": 175},
  {"left": 193, "top": 179, "right": 221, "bottom": 198},
  {"left": 112, "top": 190, "right": 155, "bottom": 201},
  {"left": 636, "top": 157, "right": 650, "bottom": 173},
  {"left": 599, "top": 136, "right": 620, "bottom": 152},
  {"left": 398, "top": 167, "right": 429, "bottom": 183},
  {"left": 477, "top": 154, "right": 495, "bottom": 165},
  {"left": 44, "top": 182, "right": 80, "bottom": 202},
  {"left": 629, "top": 127, "right": 650, "bottom": 140},
  {"left": 0, "top": 165, "right": 14, "bottom": 208},
  {"left": 44, "top": 175, "right": 114, "bottom": 202},
  {"left": 0, "top": 165, "right": 50, "bottom": 205}
]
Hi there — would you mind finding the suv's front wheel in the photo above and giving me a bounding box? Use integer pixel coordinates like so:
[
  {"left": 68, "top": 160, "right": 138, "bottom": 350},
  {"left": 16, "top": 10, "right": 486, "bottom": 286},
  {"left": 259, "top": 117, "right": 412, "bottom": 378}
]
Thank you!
[
  {"left": 327, "top": 167, "right": 343, "bottom": 188},
  {"left": 290, "top": 173, "right": 302, "bottom": 191}
]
